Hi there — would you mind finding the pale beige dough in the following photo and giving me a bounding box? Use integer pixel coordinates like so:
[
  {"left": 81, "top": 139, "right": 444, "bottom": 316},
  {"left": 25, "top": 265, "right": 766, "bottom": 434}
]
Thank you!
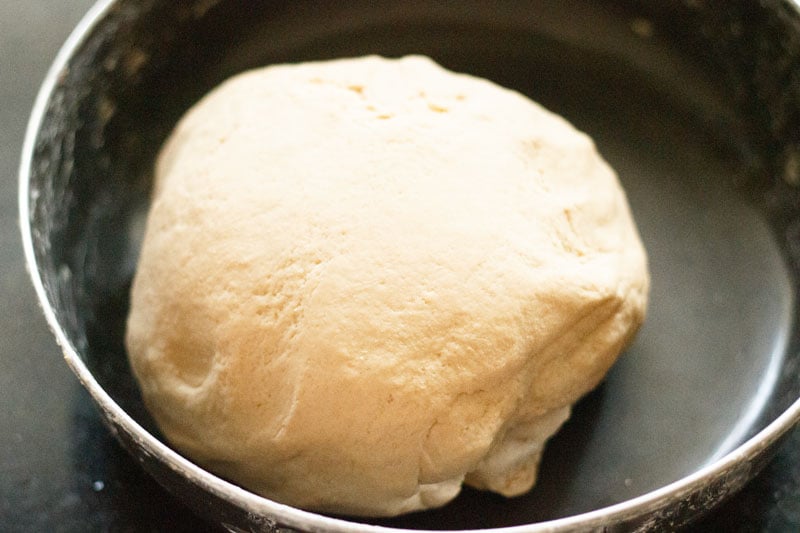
[{"left": 126, "top": 55, "right": 649, "bottom": 517}]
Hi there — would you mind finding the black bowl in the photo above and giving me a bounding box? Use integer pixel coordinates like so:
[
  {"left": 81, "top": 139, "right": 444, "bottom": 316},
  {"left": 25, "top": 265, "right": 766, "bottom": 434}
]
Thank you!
[{"left": 19, "top": 0, "right": 800, "bottom": 531}]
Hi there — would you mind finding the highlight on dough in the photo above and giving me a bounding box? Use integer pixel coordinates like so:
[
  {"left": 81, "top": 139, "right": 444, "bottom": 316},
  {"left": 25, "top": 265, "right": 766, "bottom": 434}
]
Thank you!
[{"left": 125, "top": 55, "right": 649, "bottom": 517}]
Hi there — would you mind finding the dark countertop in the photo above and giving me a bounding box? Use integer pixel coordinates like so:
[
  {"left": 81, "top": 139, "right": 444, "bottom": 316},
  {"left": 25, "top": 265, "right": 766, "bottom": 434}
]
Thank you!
[{"left": 2, "top": 2, "right": 799, "bottom": 532}]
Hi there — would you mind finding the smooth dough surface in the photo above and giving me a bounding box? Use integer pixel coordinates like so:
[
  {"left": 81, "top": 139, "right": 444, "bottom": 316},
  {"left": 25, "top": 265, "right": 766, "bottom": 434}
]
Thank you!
[{"left": 126, "top": 55, "right": 649, "bottom": 517}]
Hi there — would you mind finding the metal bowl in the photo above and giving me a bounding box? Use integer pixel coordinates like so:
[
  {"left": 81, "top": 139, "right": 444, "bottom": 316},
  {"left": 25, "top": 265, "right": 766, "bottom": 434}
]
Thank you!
[{"left": 19, "top": 0, "right": 800, "bottom": 531}]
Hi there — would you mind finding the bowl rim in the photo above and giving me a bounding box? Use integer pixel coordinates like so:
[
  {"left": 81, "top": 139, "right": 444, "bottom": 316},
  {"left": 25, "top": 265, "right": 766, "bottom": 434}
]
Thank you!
[{"left": 18, "top": 0, "right": 800, "bottom": 531}]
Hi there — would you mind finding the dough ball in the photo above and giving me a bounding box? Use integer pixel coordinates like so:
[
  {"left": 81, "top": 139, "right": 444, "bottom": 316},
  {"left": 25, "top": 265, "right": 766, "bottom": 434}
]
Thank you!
[{"left": 126, "top": 55, "right": 649, "bottom": 517}]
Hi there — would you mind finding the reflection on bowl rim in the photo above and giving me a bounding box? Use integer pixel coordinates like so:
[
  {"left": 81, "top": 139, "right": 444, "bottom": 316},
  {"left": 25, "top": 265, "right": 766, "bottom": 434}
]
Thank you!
[{"left": 18, "top": 0, "right": 800, "bottom": 531}]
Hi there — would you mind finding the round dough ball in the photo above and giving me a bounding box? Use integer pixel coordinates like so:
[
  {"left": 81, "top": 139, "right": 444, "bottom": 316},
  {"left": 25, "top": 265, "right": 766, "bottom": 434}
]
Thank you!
[{"left": 126, "top": 55, "right": 649, "bottom": 517}]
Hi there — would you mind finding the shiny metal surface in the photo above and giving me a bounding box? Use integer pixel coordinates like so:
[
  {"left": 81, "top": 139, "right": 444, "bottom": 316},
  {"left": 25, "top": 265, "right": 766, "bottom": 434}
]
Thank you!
[{"left": 18, "top": 1, "right": 800, "bottom": 531}]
